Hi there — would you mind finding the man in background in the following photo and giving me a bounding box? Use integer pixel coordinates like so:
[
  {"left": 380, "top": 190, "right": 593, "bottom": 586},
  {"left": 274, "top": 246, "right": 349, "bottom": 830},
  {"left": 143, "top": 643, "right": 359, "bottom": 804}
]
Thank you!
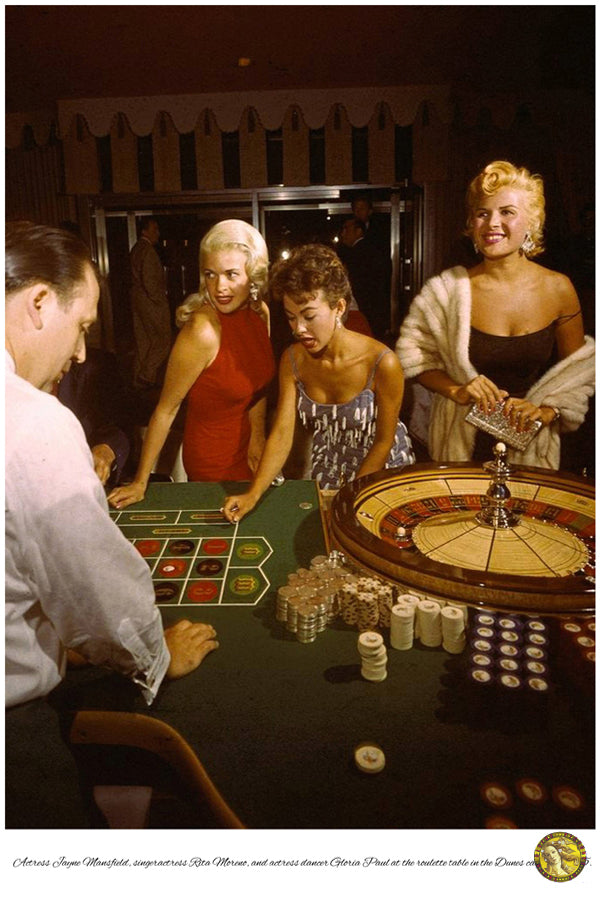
[
  {"left": 130, "top": 217, "right": 172, "bottom": 391},
  {"left": 339, "top": 216, "right": 389, "bottom": 340}
]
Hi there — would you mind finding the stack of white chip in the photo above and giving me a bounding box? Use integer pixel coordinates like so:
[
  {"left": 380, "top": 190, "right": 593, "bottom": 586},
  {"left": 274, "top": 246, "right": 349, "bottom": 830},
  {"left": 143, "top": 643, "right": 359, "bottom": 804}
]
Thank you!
[
  {"left": 447, "top": 601, "right": 468, "bottom": 628},
  {"left": 397, "top": 592, "right": 420, "bottom": 636},
  {"left": 417, "top": 598, "right": 443, "bottom": 647},
  {"left": 358, "top": 631, "right": 388, "bottom": 682},
  {"left": 277, "top": 554, "right": 471, "bottom": 657},
  {"left": 441, "top": 604, "right": 467, "bottom": 654},
  {"left": 390, "top": 601, "right": 415, "bottom": 650}
]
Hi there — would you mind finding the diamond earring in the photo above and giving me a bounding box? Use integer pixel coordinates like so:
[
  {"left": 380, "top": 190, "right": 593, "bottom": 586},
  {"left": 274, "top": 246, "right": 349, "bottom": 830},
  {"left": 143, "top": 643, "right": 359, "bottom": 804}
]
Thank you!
[
  {"left": 520, "top": 233, "right": 535, "bottom": 255},
  {"left": 249, "top": 283, "right": 261, "bottom": 309}
]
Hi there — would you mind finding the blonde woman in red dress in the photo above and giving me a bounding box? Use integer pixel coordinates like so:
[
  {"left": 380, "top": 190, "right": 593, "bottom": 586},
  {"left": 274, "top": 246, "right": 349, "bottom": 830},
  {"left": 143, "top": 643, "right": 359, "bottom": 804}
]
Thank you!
[{"left": 109, "top": 220, "right": 275, "bottom": 509}]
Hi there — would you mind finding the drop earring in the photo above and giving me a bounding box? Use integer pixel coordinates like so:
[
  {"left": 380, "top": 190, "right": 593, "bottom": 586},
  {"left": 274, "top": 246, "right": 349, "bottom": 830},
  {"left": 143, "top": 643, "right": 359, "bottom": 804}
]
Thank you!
[
  {"left": 249, "top": 283, "right": 261, "bottom": 310},
  {"left": 520, "top": 233, "right": 535, "bottom": 256}
]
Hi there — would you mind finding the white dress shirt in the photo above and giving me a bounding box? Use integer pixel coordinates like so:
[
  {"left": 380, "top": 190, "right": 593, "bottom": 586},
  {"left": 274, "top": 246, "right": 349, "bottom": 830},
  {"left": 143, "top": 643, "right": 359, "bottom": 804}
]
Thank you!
[{"left": 5, "top": 352, "right": 169, "bottom": 707}]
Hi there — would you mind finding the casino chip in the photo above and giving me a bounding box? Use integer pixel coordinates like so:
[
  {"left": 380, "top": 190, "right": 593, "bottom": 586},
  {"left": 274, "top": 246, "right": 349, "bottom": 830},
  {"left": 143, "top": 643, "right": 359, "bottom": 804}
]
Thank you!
[
  {"left": 498, "top": 658, "right": 520, "bottom": 672},
  {"left": 354, "top": 743, "right": 385, "bottom": 774},
  {"left": 480, "top": 781, "right": 513, "bottom": 809},
  {"left": 358, "top": 632, "right": 388, "bottom": 681},
  {"left": 158, "top": 558, "right": 187, "bottom": 578},
  {"left": 552, "top": 785, "right": 585, "bottom": 811},
  {"left": 485, "top": 815, "right": 517, "bottom": 829},
  {"left": 516, "top": 778, "right": 548, "bottom": 804}
]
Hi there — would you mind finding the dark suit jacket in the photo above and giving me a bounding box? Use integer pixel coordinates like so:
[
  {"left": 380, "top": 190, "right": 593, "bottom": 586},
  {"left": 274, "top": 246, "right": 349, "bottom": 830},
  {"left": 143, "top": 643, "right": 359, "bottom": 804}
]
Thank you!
[
  {"left": 58, "top": 348, "right": 131, "bottom": 485},
  {"left": 341, "top": 238, "right": 389, "bottom": 339}
]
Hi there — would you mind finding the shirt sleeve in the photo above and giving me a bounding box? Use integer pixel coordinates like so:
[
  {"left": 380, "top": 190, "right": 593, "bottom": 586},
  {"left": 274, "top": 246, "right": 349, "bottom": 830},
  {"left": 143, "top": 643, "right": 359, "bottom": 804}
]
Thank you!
[{"left": 10, "top": 399, "right": 169, "bottom": 703}]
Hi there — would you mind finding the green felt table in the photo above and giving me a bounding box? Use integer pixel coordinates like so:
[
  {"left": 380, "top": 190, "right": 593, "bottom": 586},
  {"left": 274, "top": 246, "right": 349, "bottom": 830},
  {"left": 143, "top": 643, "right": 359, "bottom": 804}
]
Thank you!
[
  {"left": 109, "top": 479, "right": 328, "bottom": 610},
  {"left": 7, "top": 479, "right": 595, "bottom": 830}
]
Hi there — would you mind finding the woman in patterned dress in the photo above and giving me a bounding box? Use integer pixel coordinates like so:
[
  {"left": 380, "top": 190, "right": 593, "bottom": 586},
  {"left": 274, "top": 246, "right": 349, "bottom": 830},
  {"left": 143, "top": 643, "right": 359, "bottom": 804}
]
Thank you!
[{"left": 222, "top": 244, "right": 414, "bottom": 523}]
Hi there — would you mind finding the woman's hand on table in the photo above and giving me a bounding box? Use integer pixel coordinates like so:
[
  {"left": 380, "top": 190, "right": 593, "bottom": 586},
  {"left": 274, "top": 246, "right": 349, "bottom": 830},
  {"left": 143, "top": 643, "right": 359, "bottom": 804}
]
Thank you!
[
  {"left": 222, "top": 491, "right": 259, "bottom": 524},
  {"left": 108, "top": 480, "right": 147, "bottom": 509}
]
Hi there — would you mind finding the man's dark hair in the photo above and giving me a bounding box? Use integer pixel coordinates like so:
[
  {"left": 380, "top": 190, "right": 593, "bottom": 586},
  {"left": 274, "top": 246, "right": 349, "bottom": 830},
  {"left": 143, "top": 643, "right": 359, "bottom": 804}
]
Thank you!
[
  {"left": 138, "top": 216, "right": 158, "bottom": 236},
  {"left": 5, "top": 220, "right": 95, "bottom": 305},
  {"left": 351, "top": 193, "right": 373, "bottom": 211}
]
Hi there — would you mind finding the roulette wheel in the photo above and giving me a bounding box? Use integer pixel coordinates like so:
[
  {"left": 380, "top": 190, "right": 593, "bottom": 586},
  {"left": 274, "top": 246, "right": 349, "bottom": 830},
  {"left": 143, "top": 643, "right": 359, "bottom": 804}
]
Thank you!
[{"left": 330, "top": 445, "right": 595, "bottom": 614}]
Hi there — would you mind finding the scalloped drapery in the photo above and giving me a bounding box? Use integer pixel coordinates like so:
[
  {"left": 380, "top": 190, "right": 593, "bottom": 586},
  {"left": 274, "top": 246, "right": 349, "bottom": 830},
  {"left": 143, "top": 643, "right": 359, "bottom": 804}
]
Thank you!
[{"left": 52, "top": 86, "right": 452, "bottom": 140}]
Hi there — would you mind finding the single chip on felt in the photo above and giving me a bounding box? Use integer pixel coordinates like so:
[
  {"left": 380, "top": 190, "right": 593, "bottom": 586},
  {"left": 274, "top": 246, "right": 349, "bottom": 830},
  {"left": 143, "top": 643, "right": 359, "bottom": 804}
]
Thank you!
[
  {"left": 158, "top": 558, "right": 187, "bottom": 577},
  {"left": 516, "top": 778, "right": 547, "bottom": 804},
  {"left": 480, "top": 781, "right": 513, "bottom": 809},
  {"left": 552, "top": 785, "right": 585, "bottom": 811},
  {"left": 354, "top": 743, "right": 385, "bottom": 774}
]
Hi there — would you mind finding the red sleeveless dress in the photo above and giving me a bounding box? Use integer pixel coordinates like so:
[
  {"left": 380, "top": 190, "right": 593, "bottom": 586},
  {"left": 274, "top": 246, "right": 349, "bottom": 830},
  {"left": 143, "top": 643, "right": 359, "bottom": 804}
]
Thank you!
[{"left": 182, "top": 306, "right": 275, "bottom": 481}]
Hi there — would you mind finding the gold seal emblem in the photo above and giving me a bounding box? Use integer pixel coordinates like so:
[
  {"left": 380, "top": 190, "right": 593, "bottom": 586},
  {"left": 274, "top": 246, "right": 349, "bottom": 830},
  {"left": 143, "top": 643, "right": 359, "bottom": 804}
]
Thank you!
[{"left": 534, "top": 832, "right": 586, "bottom": 882}]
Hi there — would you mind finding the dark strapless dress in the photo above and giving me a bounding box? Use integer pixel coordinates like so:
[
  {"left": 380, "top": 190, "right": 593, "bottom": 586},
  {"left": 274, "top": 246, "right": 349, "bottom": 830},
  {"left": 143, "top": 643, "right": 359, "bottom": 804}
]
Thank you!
[{"left": 468, "top": 323, "right": 556, "bottom": 461}]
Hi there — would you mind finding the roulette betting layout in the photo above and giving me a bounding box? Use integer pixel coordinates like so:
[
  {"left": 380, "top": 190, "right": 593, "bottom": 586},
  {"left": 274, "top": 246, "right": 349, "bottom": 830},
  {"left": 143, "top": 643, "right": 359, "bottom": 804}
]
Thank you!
[
  {"left": 111, "top": 506, "right": 273, "bottom": 607},
  {"left": 330, "top": 456, "right": 595, "bottom": 614}
]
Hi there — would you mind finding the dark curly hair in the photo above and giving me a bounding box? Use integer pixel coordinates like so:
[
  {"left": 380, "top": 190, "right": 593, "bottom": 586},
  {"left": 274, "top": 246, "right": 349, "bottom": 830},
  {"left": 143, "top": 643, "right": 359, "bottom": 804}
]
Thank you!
[{"left": 269, "top": 244, "right": 352, "bottom": 310}]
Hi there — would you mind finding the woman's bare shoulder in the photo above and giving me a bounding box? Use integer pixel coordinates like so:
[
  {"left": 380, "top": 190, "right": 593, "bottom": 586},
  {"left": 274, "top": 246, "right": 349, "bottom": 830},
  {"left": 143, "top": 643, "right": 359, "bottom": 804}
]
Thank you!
[
  {"left": 535, "top": 264, "right": 580, "bottom": 313},
  {"left": 345, "top": 328, "right": 381, "bottom": 354},
  {"left": 345, "top": 331, "right": 402, "bottom": 375},
  {"left": 363, "top": 334, "right": 398, "bottom": 363},
  {"left": 178, "top": 306, "right": 220, "bottom": 353}
]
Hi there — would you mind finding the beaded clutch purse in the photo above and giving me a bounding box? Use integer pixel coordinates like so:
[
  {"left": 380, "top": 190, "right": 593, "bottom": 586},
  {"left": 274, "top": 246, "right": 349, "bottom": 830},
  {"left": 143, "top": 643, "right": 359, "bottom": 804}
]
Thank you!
[{"left": 465, "top": 401, "right": 543, "bottom": 451}]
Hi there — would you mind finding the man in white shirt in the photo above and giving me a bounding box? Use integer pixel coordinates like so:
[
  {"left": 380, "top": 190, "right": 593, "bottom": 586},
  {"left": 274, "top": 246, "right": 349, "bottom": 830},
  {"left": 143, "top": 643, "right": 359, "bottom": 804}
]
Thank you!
[
  {"left": 5, "top": 221, "right": 218, "bottom": 708},
  {"left": 5, "top": 221, "right": 219, "bottom": 827}
]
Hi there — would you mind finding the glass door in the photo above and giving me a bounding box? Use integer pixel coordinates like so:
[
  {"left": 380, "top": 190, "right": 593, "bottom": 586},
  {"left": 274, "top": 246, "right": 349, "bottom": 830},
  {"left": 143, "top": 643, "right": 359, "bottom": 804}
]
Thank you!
[
  {"left": 260, "top": 185, "right": 422, "bottom": 345},
  {"left": 88, "top": 184, "right": 422, "bottom": 358}
]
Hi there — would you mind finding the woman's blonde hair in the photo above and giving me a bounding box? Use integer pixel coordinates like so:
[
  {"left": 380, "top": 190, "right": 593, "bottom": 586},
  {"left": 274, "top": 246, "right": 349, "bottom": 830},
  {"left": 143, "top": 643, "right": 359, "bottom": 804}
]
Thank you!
[
  {"left": 466, "top": 160, "right": 546, "bottom": 257},
  {"left": 177, "top": 219, "right": 269, "bottom": 326}
]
